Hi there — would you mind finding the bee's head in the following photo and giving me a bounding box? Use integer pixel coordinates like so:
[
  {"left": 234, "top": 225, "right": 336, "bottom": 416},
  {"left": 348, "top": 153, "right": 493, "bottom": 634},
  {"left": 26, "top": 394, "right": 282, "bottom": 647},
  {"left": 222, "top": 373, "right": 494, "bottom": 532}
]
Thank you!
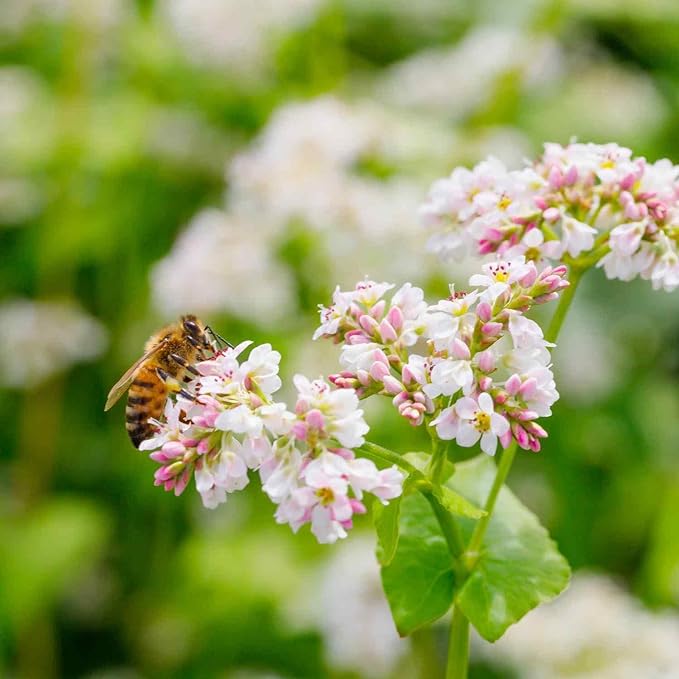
[{"left": 181, "top": 314, "right": 201, "bottom": 338}]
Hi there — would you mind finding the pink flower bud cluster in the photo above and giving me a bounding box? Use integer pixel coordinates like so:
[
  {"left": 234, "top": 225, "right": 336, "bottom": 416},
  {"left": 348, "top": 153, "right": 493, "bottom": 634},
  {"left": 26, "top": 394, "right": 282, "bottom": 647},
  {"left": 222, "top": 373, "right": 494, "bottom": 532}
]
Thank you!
[
  {"left": 139, "top": 342, "right": 403, "bottom": 544},
  {"left": 315, "top": 257, "right": 568, "bottom": 456},
  {"left": 420, "top": 142, "right": 679, "bottom": 291}
]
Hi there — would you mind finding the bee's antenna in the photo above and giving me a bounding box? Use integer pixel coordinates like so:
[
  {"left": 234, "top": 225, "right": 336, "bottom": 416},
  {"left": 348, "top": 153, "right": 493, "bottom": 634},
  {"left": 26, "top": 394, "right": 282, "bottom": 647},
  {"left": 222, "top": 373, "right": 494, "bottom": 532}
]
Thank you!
[{"left": 205, "top": 326, "right": 233, "bottom": 349}]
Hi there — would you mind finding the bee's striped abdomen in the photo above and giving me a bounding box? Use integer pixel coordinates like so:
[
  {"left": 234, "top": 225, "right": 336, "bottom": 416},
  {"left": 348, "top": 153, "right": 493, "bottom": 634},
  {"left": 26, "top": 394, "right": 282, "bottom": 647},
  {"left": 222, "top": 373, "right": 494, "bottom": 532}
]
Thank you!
[{"left": 126, "top": 365, "right": 168, "bottom": 448}]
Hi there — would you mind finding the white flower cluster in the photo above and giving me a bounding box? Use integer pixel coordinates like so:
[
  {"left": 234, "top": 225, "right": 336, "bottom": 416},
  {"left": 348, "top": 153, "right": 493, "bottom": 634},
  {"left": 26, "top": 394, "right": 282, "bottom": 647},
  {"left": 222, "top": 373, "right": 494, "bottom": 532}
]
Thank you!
[
  {"left": 475, "top": 573, "right": 679, "bottom": 679},
  {"left": 421, "top": 142, "right": 679, "bottom": 292},
  {"left": 0, "top": 300, "right": 108, "bottom": 388},
  {"left": 315, "top": 257, "right": 567, "bottom": 456},
  {"left": 140, "top": 342, "right": 403, "bottom": 544}
]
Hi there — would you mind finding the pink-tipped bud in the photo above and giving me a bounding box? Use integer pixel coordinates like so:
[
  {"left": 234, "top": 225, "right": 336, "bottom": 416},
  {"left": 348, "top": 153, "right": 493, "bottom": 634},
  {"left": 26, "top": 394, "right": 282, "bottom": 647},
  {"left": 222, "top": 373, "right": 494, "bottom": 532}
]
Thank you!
[
  {"left": 505, "top": 374, "right": 521, "bottom": 395},
  {"left": 373, "top": 348, "right": 389, "bottom": 365},
  {"left": 477, "top": 350, "right": 495, "bottom": 373},
  {"left": 620, "top": 173, "right": 636, "bottom": 190},
  {"left": 624, "top": 202, "right": 641, "bottom": 220},
  {"left": 478, "top": 376, "right": 492, "bottom": 391},
  {"left": 483, "top": 226, "right": 504, "bottom": 241},
  {"left": 383, "top": 376, "right": 405, "bottom": 395},
  {"left": 564, "top": 165, "right": 578, "bottom": 185},
  {"left": 402, "top": 365, "right": 418, "bottom": 385},
  {"left": 534, "top": 196, "right": 548, "bottom": 210},
  {"left": 150, "top": 451, "right": 170, "bottom": 463},
  {"left": 197, "top": 438, "right": 211, "bottom": 455},
  {"left": 499, "top": 429, "right": 513, "bottom": 448},
  {"left": 452, "top": 337, "right": 471, "bottom": 360},
  {"left": 478, "top": 240, "right": 496, "bottom": 255},
  {"left": 525, "top": 421, "right": 548, "bottom": 438},
  {"left": 528, "top": 437, "right": 541, "bottom": 452},
  {"left": 291, "top": 421, "right": 308, "bottom": 440},
  {"left": 482, "top": 321, "right": 503, "bottom": 337},
  {"left": 516, "top": 409, "right": 539, "bottom": 421},
  {"left": 543, "top": 207, "right": 560, "bottom": 222},
  {"left": 386, "top": 305, "right": 404, "bottom": 331},
  {"left": 548, "top": 165, "right": 563, "bottom": 189},
  {"left": 370, "top": 361, "right": 390, "bottom": 381},
  {"left": 619, "top": 190, "right": 633, "bottom": 206},
  {"left": 295, "top": 397, "right": 310, "bottom": 414},
  {"left": 174, "top": 468, "right": 191, "bottom": 496},
  {"left": 533, "top": 292, "right": 559, "bottom": 304},
  {"left": 519, "top": 377, "right": 538, "bottom": 399},
  {"left": 359, "top": 314, "right": 380, "bottom": 335},
  {"left": 306, "top": 409, "right": 325, "bottom": 430},
  {"left": 392, "top": 391, "right": 410, "bottom": 408},
  {"left": 162, "top": 440, "right": 186, "bottom": 458},
  {"left": 379, "top": 319, "right": 398, "bottom": 342},
  {"left": 512, "top": 423, "right": 530, "bottom": 450},
  {"left": 412, "top": 391, "right": 426, "bottom": 405},
  {"left": 476, "top": 301, "right": 492, "bottom": 322},
  {"left": 519, "top": 264, "right": 538, "bottom": 288},
  {"left": 357, "top": 369, "right": 371, "bottom": 386},
  {"left": 345, "top": 330, "right": 371, "bottom": 345},
  {"left": 370, "top": 299, "right": 386, "bottom": 319},
  {"left": 350, "top": 499, "right": 367, "bottom": 515},
  {"left": 495, "top": 390, "right": 508, "bottom": 405}
]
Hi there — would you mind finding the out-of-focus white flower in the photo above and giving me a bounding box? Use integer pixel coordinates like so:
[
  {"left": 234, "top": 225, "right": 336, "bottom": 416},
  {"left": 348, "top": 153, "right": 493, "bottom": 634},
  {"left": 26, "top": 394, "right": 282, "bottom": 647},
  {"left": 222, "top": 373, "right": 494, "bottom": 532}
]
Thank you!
[
  {"left": 150, "top": 208, "right": 295, "bottom": 324},
  {"left": 474, "top": 573, "right": 679, "bottom": 679},
  {"left": 314, "top": 535, "right": 410, "bottom": 677},
  {"left": 0, "top": 0, "right": 127, "bottom": 35},
  {"left": 377, "top": 25, "right": 563, "bottom": 119},
  {"left": 0, "top": 299, "right": 108, "bottom": 388},
  {"left": 158, "top": 0, "right": 322, "bottom": 71}
]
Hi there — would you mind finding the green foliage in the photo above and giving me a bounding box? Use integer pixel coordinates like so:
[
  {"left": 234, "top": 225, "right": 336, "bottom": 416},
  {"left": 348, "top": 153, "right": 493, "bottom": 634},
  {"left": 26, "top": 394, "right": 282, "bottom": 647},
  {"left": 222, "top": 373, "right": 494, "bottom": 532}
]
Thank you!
[{"left": 381, "top": 456, "right": 570, "bottom": 641}]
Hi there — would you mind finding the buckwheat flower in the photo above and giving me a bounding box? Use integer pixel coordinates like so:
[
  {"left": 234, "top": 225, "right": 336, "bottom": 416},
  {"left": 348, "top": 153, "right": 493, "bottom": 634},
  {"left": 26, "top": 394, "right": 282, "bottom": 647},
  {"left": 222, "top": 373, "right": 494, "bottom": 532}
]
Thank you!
[
  {"left": 194, "top": 437, "right": 250, "bottom": 509},
  {"left": 236, "top": 343, "right": 282, "bottom": 396},
  {"left": 469, "top": 257, "right": 534, "bottom": 300},
  {"left": 423, "top": 358, "right": 474, "bottom": 399},
  {"left": 293, "top": 375, "right": 368, "bottom": 449},
  {"left": 560, "top": 216, "right": 597, "bottom": 257},
  {"left": 138, "top": 400, "right": 188, "bottom": 453},
  {"left": 454, "top": 392, "right": 510, "bottom": 456}
]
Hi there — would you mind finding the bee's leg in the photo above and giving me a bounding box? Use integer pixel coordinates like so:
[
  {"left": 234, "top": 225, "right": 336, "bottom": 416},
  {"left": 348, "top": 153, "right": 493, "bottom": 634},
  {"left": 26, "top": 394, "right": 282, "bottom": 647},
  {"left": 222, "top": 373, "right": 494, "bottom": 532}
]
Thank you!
[
  {"left": 169, "top": 353, "right": 200, "bottom": 376},
  {"left": 156, "top": 368, "right": 195, "bottom": 401}
]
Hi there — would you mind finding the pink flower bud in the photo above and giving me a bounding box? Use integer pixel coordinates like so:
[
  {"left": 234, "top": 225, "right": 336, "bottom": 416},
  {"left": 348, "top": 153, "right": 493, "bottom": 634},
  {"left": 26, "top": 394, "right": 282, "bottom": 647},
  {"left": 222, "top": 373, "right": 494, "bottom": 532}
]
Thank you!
[
  {"left": 477, "top": 350, "right": 495, "bottom": 372},
  {"left": 174, "top": 468, "right": 191, "bottom": 495},
  {"left": 505, "top": 374, "right": 521, "bottom": 395},
  {"left": 150, "top": 451, "right": 170, "bottom": 463},
  {"left": 162, "top": 440, "right": 186, "bottom": 458},
  {"left": 624, "top": 202, "right": 641, "bottom": 220},
  {"left": 534, "top": 196, "right": 548, "bottom": 210},
  {"left": 345, "top": 330, "right": 371, "bottom": 344},
  {"left": 528, "top": 437, "right": 541, "bottom": 452},
  {"left": 482, "top": 322, "right": 503, "bottom": 337},
  {"left": 357, "top": 369, "right": 371, "bottom": 386},
  {"left": 359, "top": 314, "right": 380, "bottom": 335},
  {"left": 412, "top": 391, "right": 426, "bottom": 405},
  {"left": 619, "top": 190, "right": 633, "bottom": 206},
  {"left": 379, "top": 319, "right": 398, "bottom": 342},
  {"left": 533, "top": 292, "right": 559, "bottom": 304},
  {"left": 478, "top": 376, "right": 492, "bottom": 391},
  {"left": 476, "top": 301, "right": 492, "bottom": 322},
  {"left": 392, "top": 391, "right": 410, "bottom": 408},
  {"left": 306, "top": 409, "right": 325, "bottom": 430},
  {"left": 386, "top": 305, "right": 404, "bottom": 331},
  {"left": 478, "top": 240, "right": 496, "bottom": 255},
  {"left": 249, "top": 393, "right": 263, "bottom": 408},
  {"left": 350, "top": 499, "right": 367, "bottom": 514},
  {"left": 620, "top": 173, "right": 636, "bottom": 190},
  {"left": 373, "top": 348, "right": 389, "bottom": 365},
  {"left": 291, "top": 421, "right": 308, "bottom": 440},
  {"left": 564, "top": 165, "right": 578, "bottom": 185},
  {"left": 516, "top": 409, "right": 539, "bottom": 421},
  {"left": 519, "top": 377, "right": 538, "bottom": 399},
  {"left": 548, "top": 165, "right": 563, "bottom": 189},
  {"left": 483, "top": 226, "right": 504, "bottom": 241},
  {"left": 370, "top": 300, "right": 386, "bottom": 319},
  {"left": 370, "top": 361, "right": 390, "bottom": 381},
  {"left": 512, "top": 423, "right": 530, "bottom": 450},
  {"left": 525, "top": 421, "right": 548, "bottom": 438},
  {"left": 495, "top": 390, "right": 508, "bottom": 405},
  {"left": 499, "top": 429, "right": 513, "bottom": 448},
  {"left": 452, "top": 337, "right": 471, "bottom": 360},
  {"left": 197, "top": 438, "right": 211, "bottom": 455},
  {"left": 519, "top": 264, "right": 538, "bottom": 287},
  {"left": 383, "top": 376, "right": 405, "bottom": 395},
  {"left": 295, "top": 397, "right": 310, "bottom": 414},
  {"left": 543, "top": 207, "right": 560, "bottom": 222},
  {"left": 402, "top": 365, "right": 418, "bottom": 385}
]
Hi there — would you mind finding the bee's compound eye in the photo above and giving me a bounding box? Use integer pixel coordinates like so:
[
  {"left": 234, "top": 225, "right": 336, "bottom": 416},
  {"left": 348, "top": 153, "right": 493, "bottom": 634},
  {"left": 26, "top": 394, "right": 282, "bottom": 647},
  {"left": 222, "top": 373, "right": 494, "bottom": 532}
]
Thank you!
[{"left": 183, "top": 319, "right": 200, "bottom": 336}]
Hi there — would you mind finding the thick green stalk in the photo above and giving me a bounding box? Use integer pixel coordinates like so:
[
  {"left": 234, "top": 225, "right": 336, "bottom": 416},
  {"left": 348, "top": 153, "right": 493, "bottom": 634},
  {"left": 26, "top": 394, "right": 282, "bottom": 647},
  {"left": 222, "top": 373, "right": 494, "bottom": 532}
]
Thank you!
[{"left": 447, "top": 606, "right": 470, "bottom": 679}]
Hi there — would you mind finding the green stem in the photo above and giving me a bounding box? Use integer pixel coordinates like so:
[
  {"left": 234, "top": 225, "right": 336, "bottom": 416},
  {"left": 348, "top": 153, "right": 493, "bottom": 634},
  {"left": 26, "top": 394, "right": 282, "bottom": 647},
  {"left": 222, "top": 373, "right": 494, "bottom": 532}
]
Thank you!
[
  {"left": 447, "top": 605, "right": 470, "bottom": 679},
  {"left": 356, "top": 441, "right": 421, "bottom": 476},
  {"left": 421, "top": 488, "right": 465, "bottom": 560},
  {"left": 464, "top": 441, "right": 517, "bottom": 569},
  {"left": 545, "top": 265, "right": 584, "bottom": 343}
]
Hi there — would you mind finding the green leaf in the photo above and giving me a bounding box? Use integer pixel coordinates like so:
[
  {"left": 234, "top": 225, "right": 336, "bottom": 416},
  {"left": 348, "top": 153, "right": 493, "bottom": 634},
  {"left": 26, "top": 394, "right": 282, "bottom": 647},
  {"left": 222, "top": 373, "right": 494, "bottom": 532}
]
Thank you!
[
  {"left": 449, "top": 455, "right": 571, "bottom": 642},
  {"left": 373, "top": 496, "right": 402, "bottom": 566},
  {"left": 380, "top": 493, "right": 456, "bottom": 635},
  {"left": 435, "top": 485, "right": 486, "bottom": 520},
  {"left": 403, "top": 451, "right": 454, "bottom": 482}
]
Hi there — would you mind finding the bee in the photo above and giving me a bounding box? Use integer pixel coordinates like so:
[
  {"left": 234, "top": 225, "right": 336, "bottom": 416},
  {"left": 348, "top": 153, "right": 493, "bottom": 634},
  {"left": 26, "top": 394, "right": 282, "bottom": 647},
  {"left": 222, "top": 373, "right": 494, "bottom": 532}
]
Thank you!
[{"left": 105, "top": 315, "right": 217, "bottom": 448}]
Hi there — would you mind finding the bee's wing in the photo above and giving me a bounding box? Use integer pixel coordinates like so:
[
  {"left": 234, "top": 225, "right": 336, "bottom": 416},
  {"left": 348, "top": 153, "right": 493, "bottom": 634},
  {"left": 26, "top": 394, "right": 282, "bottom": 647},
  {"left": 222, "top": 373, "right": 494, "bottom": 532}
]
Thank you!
[{"left": 104, "top": 341, "right": 167, "bottom": 411}]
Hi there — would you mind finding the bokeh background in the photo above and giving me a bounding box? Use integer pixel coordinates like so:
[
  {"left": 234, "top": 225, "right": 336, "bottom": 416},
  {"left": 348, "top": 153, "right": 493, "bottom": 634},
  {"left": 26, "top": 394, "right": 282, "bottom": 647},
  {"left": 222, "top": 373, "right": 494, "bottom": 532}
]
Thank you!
[{"left": 2, "top": 1, "right": 679, "bottom": 677}]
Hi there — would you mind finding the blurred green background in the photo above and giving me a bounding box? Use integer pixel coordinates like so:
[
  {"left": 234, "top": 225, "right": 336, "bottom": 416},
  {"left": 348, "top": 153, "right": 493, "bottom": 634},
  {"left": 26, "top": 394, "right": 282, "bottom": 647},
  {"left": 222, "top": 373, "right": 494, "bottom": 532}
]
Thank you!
[{"left": 2, "top": 1, "right": 679, "bottom": 677}]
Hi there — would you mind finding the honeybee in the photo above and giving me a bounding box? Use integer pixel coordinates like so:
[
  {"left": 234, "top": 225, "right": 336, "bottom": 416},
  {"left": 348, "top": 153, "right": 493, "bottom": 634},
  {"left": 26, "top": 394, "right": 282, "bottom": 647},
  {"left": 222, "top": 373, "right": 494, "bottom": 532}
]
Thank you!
[{"left": 105, "top": 315, "right": 217, "bottom": 448}]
